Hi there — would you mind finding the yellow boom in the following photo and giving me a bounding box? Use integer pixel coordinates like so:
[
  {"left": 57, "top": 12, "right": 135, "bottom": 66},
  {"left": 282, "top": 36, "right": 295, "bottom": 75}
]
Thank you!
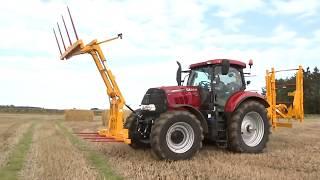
[
  {"left": 265, "top": 66, "right": 304, "bottom": 128},
  {"left": 53, "top": 7, "right": 130, "bottom": 144}
]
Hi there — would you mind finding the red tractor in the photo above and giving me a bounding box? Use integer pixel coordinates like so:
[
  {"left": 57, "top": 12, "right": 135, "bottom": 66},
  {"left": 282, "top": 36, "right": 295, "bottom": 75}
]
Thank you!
[{"left": 125, "top": 59, "right": 270, "bottom": 160}]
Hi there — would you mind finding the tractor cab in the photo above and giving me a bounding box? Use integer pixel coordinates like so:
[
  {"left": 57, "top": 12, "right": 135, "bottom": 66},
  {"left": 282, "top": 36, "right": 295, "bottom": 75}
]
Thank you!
[{"left": 185, "top": 59, "right": 246, "bottom": 109}]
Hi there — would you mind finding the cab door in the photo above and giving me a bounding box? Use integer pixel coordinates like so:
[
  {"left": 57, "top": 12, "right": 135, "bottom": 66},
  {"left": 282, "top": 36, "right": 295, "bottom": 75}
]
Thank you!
[
  {"left": 214, "top": 66, "right": 244, "bottom": 108},
  {"left": 187, "top": 66, "right": 212, "bottom": 110}
]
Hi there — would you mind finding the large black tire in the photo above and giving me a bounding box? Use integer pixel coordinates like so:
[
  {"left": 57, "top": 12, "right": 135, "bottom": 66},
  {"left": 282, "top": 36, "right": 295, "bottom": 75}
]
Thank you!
[
  {"left": 124, "top": 111, "right": 150, "bottom": 149},
  {"left": 227, "top": 100, "right": 270, "bottom": 153},
  {"left": 150, "top": 111, "right": 203, "bottom": 160}
]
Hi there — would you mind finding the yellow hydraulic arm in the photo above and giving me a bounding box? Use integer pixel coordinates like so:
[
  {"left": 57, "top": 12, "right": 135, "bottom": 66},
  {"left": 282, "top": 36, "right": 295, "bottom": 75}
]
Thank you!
[
  {"left": 265, "top": 66, "right": 304, "bottom": 128},
  {"left": 53, "top": 7, "right": 130, "bottom": 144}
]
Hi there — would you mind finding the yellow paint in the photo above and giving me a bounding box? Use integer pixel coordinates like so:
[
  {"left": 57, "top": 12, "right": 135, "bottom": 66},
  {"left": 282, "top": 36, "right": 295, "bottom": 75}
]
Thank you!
[
  {"left": 60, "top": 35, "right": 130, "bottom": 144},
  {"left": 265, "top": 66, "right": 304, "bottom": 128}
]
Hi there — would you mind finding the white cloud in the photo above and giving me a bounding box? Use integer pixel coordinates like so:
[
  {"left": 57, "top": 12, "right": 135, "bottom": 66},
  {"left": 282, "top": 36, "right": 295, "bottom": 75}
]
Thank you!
[
  {"left": 209, "top": 0, "right": 266, "bottom": 17},
  {"left": 197, "top": 24, "right": 302, "bottom": 49},
  {"left": 269, "top": 0, "right": 320, "bottom": 17},
  {"left": 269, "top": 25, "right": 297, "bottom": 44},
  {"left": 314, "top": 30, "right": 320, "bottom": 38},
  {"left": 223, "top": 17, "right": 244, "bottom": 32},
  {"left": 208, "top": 0, "right": 265, "bottom": 32}
]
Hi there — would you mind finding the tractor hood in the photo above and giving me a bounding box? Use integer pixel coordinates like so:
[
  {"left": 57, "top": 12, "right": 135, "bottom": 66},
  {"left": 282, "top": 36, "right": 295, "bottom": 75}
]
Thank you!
[
  {"left": 159, "top": 86, "right": 201, "bottom": 109},
  {"left": 141, "top": 86, "right": 201, "bottom": 112}
]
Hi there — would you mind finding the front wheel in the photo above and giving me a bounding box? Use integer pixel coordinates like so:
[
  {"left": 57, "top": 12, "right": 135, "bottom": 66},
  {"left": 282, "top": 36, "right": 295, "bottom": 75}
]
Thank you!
[
  {"left": 150, "top": 111, "right": 203, "bottom": 160},
  {"left": 124, "top": 111, "right": 150, "bottom": 149},
  {"left": 228, "top": 100, "right": 270, "bottom": 153}
]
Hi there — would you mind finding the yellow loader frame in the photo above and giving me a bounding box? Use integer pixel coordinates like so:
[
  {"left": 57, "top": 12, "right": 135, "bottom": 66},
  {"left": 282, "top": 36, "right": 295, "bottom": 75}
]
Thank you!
[
  {"left": 265, "top": 66, "right": 304, "bottom": 128},
  {"left": 53, "top": 7, "right": 130, "bottom": 144}
]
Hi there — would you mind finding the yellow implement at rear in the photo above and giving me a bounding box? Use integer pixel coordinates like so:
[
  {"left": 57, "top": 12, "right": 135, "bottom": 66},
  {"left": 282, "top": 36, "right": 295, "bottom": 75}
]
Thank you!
[{"left": 265, "top": 66, "right": 304, "bottom": 128}]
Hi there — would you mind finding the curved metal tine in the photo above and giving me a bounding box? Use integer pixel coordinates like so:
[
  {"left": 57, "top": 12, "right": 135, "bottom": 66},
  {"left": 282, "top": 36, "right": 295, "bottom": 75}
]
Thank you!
[
  {"left": 57, "top": 22, "right": 66, "bottom": 51},
  {"left": 53, "top": 28, "right": 62, "bottom": 56},
  {"left": 89, "top": 140, "right": 123, "bottom": 142},
  {"left": 67, "top": 6, "right": 79, "bottom": 40},
  {"left": 73, "top": 132, "right": 99, "bottom": 134},
  {"left": 62, "top": 15, "right": 72, "bottom": 46},
  {"left": 82, "top": 137, "right": 115, "bottom": 139}
]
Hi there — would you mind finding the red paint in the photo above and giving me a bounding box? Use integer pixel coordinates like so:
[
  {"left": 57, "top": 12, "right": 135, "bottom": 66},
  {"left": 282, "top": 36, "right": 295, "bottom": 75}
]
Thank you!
[
  {"left": 190, "top": 59, "right": 246, "bottom": 69},
  {"left": 224, "top": 91, "right": 267, "bottom": 112},
  {"left": 157, "top": 87, "right": 267, "bottom": 113},
  {"left": 159, "top": 86, "right": 201, "bottom": 110}
]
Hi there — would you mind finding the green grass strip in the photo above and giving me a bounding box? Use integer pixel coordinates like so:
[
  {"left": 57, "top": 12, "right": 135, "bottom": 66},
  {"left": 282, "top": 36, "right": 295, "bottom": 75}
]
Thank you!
[
  {"left": 0, "top": 123, "right": 35, "bottom": 180},
  {"left": 56, "top": 121, "right": 122, "bottom": 180}
]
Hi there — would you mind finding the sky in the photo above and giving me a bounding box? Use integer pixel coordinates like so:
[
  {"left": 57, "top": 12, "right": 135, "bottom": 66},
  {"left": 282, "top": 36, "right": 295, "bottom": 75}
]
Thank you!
[{"left": 0, "top": 0, "right": 319, "bottom": 109}]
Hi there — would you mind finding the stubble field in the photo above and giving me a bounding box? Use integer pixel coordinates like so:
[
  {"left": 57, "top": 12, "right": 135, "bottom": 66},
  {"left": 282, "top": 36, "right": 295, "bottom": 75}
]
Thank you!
[{"left": 0, "top": 113, "right": 319, "bottom": 180}]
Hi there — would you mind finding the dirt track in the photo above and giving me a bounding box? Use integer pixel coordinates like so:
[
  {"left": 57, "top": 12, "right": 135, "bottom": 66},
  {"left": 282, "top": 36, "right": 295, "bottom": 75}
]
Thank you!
[
  {"left": 0, "top": 114, "right": 33, "bottom": 167},
  {"left": 0, "top": 113, "right": 319, "bottom": 180},
  {"left": 20, "top": 119, "right": 99, "bottom": 180}
]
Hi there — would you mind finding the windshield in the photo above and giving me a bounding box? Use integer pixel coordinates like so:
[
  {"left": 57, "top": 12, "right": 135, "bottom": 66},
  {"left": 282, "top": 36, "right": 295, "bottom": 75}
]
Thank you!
[{"left": 187, "top": 67, "right": 211, "bottom": 89}]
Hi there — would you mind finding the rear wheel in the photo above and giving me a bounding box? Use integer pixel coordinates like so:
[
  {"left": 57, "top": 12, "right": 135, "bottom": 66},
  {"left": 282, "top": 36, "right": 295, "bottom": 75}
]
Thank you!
[
  {"left": 124, "top": 111, "right": 150, "bottom": 149},
  {"left": 150, "top": 111, "right": 203, "bottom": 160},
  {"left": 228, "top": 101, "right": 270, "bottom": 153}
]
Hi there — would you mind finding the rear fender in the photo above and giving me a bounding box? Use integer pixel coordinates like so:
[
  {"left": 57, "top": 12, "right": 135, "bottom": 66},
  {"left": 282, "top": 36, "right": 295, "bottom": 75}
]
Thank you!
[
  {"left": 172, "top": 105, "right": 208, "bottom": 133},
  {"left": 225, "top": 91, "right": 269, "bottom": 113}
]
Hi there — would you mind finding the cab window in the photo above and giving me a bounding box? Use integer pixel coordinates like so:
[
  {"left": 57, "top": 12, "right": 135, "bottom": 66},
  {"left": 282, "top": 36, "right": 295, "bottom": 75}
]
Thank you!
[
  {"left": 214, "top": 66, "right": 243, "bottom": 106},
  {"left": 215, "top": 66, "right": 243, "bottom": 90},
  {"left": 187, "top": 67, "right": 211, "bottom": 89}
]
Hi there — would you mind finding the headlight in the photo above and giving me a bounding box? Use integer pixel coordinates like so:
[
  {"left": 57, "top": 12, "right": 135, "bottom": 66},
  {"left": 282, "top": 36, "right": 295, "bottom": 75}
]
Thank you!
[{"left": 140, "top": 104, "right": 156, "bottom": 111}]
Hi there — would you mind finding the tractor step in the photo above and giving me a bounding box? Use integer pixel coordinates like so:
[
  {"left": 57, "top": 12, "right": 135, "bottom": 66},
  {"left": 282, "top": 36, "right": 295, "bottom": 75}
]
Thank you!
[
  {"left": 215, "top": 116, "right": 228, "bottom": 148},
  {"left": 216, "top": 140, "right": 227, "bottom": 143},
  {"left": 216, "top": 140, "right": 228, "bottom": 148}
]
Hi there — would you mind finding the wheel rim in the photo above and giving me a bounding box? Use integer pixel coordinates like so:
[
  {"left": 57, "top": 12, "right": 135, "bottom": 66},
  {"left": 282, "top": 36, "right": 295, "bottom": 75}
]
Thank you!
[
  {"left": 166, "top": 122, "right": 194, "bottom": 154},
  {"left": 241, "top": 111, "right": 264, "bottom": 147}
]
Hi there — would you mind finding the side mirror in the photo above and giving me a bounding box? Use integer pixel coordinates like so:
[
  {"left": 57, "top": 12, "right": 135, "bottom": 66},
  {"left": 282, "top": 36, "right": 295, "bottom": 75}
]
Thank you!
[
  {"left": 176, "top": 61, "right": 182, "bottom": 86},
  {"left": 221, "top": 59, "right": 230, "bottom": 75},
  {"left": 246, "top": 80, "right": 251, "bottom": 85}
]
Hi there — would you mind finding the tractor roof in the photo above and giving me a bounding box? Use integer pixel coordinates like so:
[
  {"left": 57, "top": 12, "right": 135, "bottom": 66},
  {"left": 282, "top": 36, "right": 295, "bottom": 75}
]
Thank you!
[{"left": 189, "top": 59, "right": 246, "bottom": 69}]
